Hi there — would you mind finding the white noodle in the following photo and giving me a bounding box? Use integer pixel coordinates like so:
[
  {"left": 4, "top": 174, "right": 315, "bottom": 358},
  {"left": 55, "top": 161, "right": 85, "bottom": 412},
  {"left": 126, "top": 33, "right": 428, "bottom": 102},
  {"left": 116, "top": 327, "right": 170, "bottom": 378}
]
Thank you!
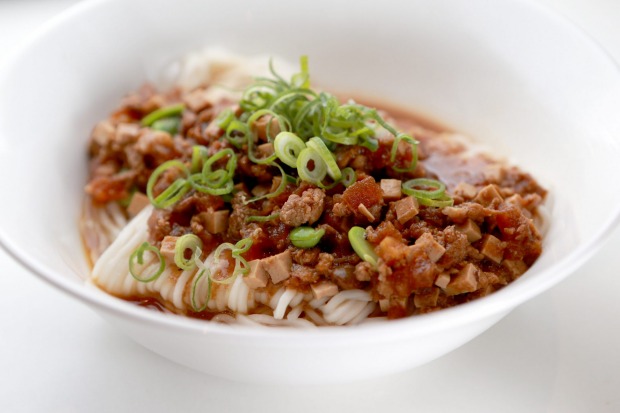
[{"left": 273, "top": 289, "right": 298, "bottom": 319}]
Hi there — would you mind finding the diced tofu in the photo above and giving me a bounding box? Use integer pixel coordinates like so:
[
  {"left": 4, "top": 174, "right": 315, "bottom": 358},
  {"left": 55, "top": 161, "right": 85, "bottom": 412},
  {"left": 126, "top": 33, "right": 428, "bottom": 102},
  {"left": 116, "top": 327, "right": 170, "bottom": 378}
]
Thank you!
[
  {"left": 183, "top": 89, "right": 212, "bottom": 112},
  {"left": 257, "top": 142, "right": 274, "bottom": 157},
  {"left": 355, "top": 261, "right": 374, "bottom": 282},
  {"left": 380, "top": 179, "right": 402, "bottom": 201},
  {"left": 455, "top": 219, "right": 482, "bottom": 242},
  {"left": 269, "top": 176, "right": 282, "bottom": 193},
  {"left": 390, "top": 296, "right": 408, "bottom": 311},
  {"left": 251, "top": 184, "right": 269, "bottom": 197},
  {"left": 115, "top": 123, "right": 140, "bottom": 144},
  {"left": 502, "top": 259, "right": 527, "bottom": 276},
  {"left": 414, "top": 287, "right": 440, "bottom": 308},
  {"left": 473, "top": 184, "right": 503, "bottom": 207},
  {"left": 378, "top": 236, "right": 407, "bottom": 264},
  {"left": 311, "top": 281, "right": 339, "bottom": 300},
  {"left": 357, "top": 204, "right": 375, "bottom": 222},
  {"left": 204, "top": 210, "right": 229, "bottom": 234},
  {"left": 159, "top": 236, "right": 178, "bottom": 263},
  {"left": 483, "top": 164, "right": 505, "bottom": 183},
  {"left": 91, "top": 120, "right": 115, "bottom": 146},
  {"left": 435, "top": 272, "right": 451, "bottom": 289},
  {"left": 127, "top": 192, "right": 150, "bottom": 218},
  {"left": 379, "top": 299, "right": 390, "bottom": 312},
  {"left": 479, "top": 234, "right": 505, "bottom": 264},
  {"left": 394, "top": 196, "right": 419, "bottom": 224},
  {"left": 453, "top": 182, "right": 478, "bottom": 199},
  {"left": 414, "top": 232, "right": 445, "bottom": 263},
  {"left": 262, "top": 250, "right": 292, "bottom": 284},
  {"left": 445, "top": 263, "right": 479, "bottom": 295},
  {"left": 243, "top": 260, "right": 268, "bottom": 289},
  {"left": 253, "top": 114, "right": 280, "bottom": 139}
]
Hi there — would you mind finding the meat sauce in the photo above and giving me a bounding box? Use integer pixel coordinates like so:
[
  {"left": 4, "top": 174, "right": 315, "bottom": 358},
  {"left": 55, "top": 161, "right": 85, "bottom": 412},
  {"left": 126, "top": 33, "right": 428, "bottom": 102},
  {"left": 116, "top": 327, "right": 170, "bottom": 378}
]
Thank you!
[{"left": 84, "top": 80, "right": 546, "bottom": 322}]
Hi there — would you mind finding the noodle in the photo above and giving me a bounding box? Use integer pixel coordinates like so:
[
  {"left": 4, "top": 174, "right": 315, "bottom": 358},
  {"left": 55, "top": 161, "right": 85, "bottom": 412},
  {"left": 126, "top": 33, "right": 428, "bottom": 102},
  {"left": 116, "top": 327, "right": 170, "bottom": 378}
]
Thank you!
[{"left": 84, "top": 51, "right": 548, "bottom": 327}]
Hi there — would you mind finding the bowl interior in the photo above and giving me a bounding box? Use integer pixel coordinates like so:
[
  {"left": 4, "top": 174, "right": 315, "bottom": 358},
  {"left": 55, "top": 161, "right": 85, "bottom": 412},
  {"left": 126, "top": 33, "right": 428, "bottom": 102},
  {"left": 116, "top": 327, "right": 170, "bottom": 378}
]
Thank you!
[{"left": 1, "top": 0, "right": 620, "bottom": 333}]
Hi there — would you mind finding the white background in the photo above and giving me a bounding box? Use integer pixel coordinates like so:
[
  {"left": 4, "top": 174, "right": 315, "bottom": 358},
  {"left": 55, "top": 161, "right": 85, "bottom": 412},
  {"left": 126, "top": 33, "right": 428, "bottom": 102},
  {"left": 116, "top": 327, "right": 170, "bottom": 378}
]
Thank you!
[{"left": 1, "top": 0, "right": 619, "bottom": 411}]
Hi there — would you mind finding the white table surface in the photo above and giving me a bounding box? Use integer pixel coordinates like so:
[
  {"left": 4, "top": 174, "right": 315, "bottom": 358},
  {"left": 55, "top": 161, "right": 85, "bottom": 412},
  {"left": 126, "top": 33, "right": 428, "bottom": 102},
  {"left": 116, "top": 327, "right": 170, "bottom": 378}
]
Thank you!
[{"left": 1, "top": 1, "right": 619, "bottom": 412}]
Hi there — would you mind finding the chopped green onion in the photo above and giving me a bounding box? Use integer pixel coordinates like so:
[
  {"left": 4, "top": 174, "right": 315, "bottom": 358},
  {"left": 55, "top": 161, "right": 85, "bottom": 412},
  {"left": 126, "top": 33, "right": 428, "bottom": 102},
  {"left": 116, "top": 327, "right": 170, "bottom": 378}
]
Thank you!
[
  {"left": 191, "top": 145, "right": 209, "bottom": 173},
  {"left": 129, "top": 242, "right": 165, "bottom": 282},
  {"left": 357, "top": 134, "right": 379, "bottom": 152},
  {"left": 215, "top": 108, "right": 234, "bottom": 129},
  {"left": 246, "top": 213, "right": 280, "bottom": 223},
  {"left": 246, "top": 109, "right": 286, "bottom": 164},
  {"left": 225, "top": 119, "right": 249, "bottom": 148},
  {"left": 290, "top": 226, "right": 325, "bottom": 248},
  {"left": 416, "top": 194, "right": 454, "bottom": 207},
  {"left": 210, "top": 243, "right": 237, "bottom": 285},
  {"left": 191, "top": 268, "right": 212, "bottom": 312},
  {"left": 341, "top": 167, "right": 357, "bottom": 187},
  {"left": 402, "top": 178, "right": 446, "bottom": 199},
  {"left": 153, "top": 178, "right": 191, "bottom": 209},
  {"left": 296, "top": 147, "right": 327, "bottom": 186},
  {"left": 188, "top": 148, "right": 237, "bottom": 196},
  {"left": 274, "top": 132, "right": 306, "bottom": 168},
  {"left": 202, "top": 148, "right": 237, "bottom": 184},
  {"left": 146, "top": 160, "right": 191, "bottom": 209},
  {"left": 188, "top": 174, "right": 234, "bottom": 195},
  {"left": 390, "top": 133, "right": 418, "bottom": 173},
  {"left": 348, "top": 226, "right": 379, "bottom": 267},
  {"left": 306, "top": 137, "right": 342, "bottom": 180},
  {"left": 151, "top": 117, "right": 181, "bottom": 135},
  {"left": 174, "top": 234, "right": 203, "bottom": 271},
  {"left": 244, "top": 163, "right": 287, "bottom": 204},
  {"left": 233, "top": 256, "right": 251, "bottom": 278},
  {"left": 209, "top": 242, "right": 252, "bottom": 285},
  {"left": 141, "top": 103, "right": 185, "bottom": 126},
  {"left": 232, "top": 238, "right": 253, "bottom": 257},
  {"left": 321, "top": 129, "right": 359, "bottom": 146},
  {"left": 290, "top": 55, "right": 310, "bottom": 89},
  {"left": 401, "top": 178, "right": 453, "bottom": 207}
]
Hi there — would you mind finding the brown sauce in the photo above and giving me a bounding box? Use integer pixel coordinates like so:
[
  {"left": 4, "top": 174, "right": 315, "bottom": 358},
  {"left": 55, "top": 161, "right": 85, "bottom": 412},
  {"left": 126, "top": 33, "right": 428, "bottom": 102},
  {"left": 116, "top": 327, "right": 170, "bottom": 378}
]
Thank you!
[{"left": 83, "top": 78, "right": 546, "bottom": 324}]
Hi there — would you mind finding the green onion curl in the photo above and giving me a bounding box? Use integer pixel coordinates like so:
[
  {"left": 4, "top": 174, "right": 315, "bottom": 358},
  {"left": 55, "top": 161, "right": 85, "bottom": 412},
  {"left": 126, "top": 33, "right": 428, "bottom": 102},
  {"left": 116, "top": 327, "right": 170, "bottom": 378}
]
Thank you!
[
  {"left": 296, "top": 147, "right": 327, "bottom": 186},
  {"left": 189, "top": 149, "right": 237, "bottom": 196},
  {"left": 402, "top": 178, "right": 446, "bottom": 199},
  {"left": 209, "top": 238, "right": 253, "bottom": 285},
  {"left": 246, "top": 109, "right": 289, "bottom": 164},
  {"left": 141, "top": 103, "right": 185, "bottom": 126},
  {"left": 225, "top": 119, "right": 249, "bottom": 149},
  {"left": 274, "top": 131, "right": 306, "bottom": 168},
  {"left": 341, "top": 167, "right": 357, "bottom": 187},
  {"left": 190, "top": 268, "right": 212, "bottom": 312},
  {"left": 191, "top": 145, "right": 209, "bottom": 173},
  {"left": 290, "top": 55, "right": 310, "bottom": 89},
  {"left": 246, "top": 213, "right": 280, "bottom": 223},
  {"left": 232, "top": 238, "right": 253, "bottom": 257},
  {"left": 188, "top": 174, "right": 234, "bottom": 196},
  {"left": 244, "top": 163, "right": 288, "bottom": 204},
  {"left": 216, "top": 108, "right": 235, "bottom": 129},
  {"left": 209, "top": 243, "right": 238, "bottom": 285},
  {"left": 129, "top": 242, "right": 165, "bottom": 282},
  {"left": 151, "top": 117, "right": 181, "bottom": 135},
  {"left": 306, "top": 137, "right": 342, "bottom": 180},
  {"left": 416, "top": 194, "right": 454, "bottom": 207},
  {"left": 146, "top": 160, "right": 191, "bottom": 209},
  {"left": 174, "top": 234, "right": 203, "bottom": 271},
  {"left": 202, "top": 148, "right": 237, "bottom": 185},
  {"left": 390, "top": 133, "right": 418, "bottom": 173}
]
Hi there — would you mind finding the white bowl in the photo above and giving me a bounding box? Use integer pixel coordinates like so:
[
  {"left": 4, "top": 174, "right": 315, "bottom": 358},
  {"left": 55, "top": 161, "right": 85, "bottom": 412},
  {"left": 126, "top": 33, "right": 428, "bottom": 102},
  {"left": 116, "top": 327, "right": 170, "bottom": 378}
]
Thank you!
[{"left": 2, "top": 0, "right": 620, "bottom": 385}]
